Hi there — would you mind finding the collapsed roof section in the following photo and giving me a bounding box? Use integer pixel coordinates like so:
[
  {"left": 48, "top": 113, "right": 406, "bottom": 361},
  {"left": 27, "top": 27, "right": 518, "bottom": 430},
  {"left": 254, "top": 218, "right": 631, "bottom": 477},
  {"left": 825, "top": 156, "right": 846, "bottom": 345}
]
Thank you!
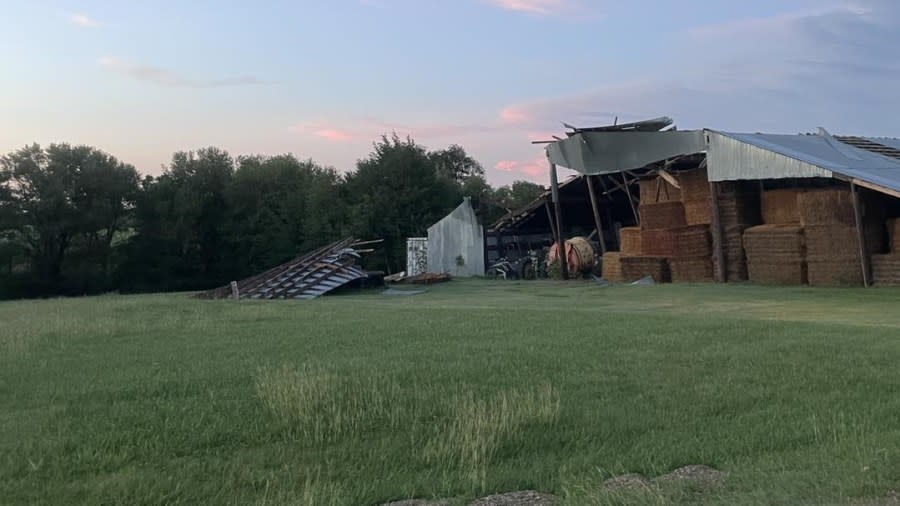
[
  {"left": 198, "top": 238, "right": 375, "bottom": 300},
  {"left": 544, "top": 118, "right": 900, "bottom": 199}
]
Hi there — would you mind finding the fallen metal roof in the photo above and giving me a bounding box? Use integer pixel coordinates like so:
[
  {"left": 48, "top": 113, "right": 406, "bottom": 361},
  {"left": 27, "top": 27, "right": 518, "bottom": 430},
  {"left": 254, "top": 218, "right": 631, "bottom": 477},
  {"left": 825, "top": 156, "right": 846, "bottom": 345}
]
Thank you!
[{"left": 197, "top": 238, "right": 373, "bottom": 300}]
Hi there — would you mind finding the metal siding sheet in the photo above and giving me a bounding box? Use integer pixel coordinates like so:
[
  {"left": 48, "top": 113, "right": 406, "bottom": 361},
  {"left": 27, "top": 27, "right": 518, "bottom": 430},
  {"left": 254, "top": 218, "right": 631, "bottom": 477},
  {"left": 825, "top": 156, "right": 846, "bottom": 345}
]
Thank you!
[
  {"left": 707, "top": 131, "right": 832, "bottom": 181},
  {"left": 426, "top": 198, "right": 486, "bottom": 277}
]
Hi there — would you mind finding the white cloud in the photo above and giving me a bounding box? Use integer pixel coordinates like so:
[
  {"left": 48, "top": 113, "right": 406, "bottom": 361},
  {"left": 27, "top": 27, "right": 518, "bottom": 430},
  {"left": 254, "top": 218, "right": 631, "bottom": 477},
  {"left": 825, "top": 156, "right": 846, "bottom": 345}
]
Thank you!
[{"left": 70, "top": 13, "right": 99, "bottom": 28}]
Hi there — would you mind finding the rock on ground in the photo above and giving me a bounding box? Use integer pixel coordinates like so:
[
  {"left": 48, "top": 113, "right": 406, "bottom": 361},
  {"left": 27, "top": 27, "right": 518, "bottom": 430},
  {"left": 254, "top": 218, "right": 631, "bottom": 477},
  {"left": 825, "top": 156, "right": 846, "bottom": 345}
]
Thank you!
[
  {"left": 468, "top": 490, "right": 560, "bottom": 505},
  {"left": 381, "top": 500, "right": 450, "bottom": 506},
  {"left": 655, "top": 464, "right": 725, "bottom": 486},
  {"left": 603, "top": 473, "right": 652, "bottom": 491}
]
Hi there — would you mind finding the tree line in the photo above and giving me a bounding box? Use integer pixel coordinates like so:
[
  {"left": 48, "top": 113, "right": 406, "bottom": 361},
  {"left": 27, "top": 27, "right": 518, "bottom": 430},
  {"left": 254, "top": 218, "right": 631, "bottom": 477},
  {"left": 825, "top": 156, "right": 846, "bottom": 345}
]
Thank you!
[{"left": 0, "top": 134, "right": 543, "bottom": 298}]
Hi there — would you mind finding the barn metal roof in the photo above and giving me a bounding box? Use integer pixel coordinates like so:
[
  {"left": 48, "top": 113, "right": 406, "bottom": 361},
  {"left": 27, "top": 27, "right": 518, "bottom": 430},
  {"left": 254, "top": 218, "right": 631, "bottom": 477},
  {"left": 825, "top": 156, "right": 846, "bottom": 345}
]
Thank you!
[{"left": 711, "top": 130, "right": 900, "bottom": 194}]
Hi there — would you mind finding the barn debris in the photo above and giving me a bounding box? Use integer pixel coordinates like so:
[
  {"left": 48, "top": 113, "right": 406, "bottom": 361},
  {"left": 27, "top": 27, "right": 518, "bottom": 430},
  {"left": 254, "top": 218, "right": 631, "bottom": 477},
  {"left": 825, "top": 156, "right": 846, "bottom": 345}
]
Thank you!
[{"left": 197, "top": 238, "right": 380, "bottom": 300}]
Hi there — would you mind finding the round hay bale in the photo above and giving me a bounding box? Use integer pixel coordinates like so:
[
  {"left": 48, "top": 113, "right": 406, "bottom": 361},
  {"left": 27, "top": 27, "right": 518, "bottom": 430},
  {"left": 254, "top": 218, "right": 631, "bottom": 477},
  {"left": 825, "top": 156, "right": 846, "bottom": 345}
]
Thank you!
[
  {"left": 761, "top": 189, "right": 804, "bottom": 224},
  {"left": 639, "top": 201, "right": 686, "bottom": 230},
  {"left": 619, "top": 227, "right": 642, "bottom": 255},
  {"left": 684, "top": 198, "right": 713, "bottom": 225},
  {"left": 797, "top": 189, "right": 855, "bottom": 226},
  {"left": 567, "top": 236, "right": 595, "bottom": 273},
  {"left": 641, "top": 229, "right": 676, "bottom": 257},
  {"left": 671, "top": 257, "right": 714, "bottom": 283},
  {"left": 806, "top": 254, "right": 864, "bottom": 286}
]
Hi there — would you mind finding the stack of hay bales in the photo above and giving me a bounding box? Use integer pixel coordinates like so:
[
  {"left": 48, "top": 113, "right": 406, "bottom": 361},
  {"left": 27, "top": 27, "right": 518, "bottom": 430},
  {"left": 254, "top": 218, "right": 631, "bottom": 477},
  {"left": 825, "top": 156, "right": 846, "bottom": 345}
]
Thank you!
[
  {"left": 743, "top": 224, "right": 807, "bottom": 284},
  {"left": 614, "top": 180, "right": 689, "bottom": 282},
  {"left": 871, "top": 219, "right": 900, "bottom": 285},
  {"left": 714, "top": 182, "right": 761, "bottom": 282},
  {"left": 601, "top": 252, "right": 624, "bottom": 282},
  {"left": 798, "top": 189, "right": 883, "bottom": 286},
  {"left": 670, "top": 225, "right": 713, "bottom": 282},
  {"left": 639, "top": 177, "right": 680, "bottom": 203},
  {"left": 679, "top": 167, "right": 713, "bottom": 226},
  {"left": 743, "top": 188, "right": 807, "bottom": 285}
]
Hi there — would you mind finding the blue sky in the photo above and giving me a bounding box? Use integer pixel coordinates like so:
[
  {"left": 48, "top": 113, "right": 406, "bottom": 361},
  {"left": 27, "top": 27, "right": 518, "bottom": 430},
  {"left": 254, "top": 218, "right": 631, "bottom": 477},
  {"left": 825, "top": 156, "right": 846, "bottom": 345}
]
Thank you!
[{"left": 2, "top": 0, "right": 898, "bottom": 184}]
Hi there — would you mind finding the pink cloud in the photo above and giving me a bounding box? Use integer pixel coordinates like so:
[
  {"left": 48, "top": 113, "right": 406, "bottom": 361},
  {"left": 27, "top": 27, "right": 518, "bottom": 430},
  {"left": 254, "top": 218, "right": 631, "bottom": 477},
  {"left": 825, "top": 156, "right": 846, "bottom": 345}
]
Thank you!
[
  {"left": 494, "top": 154, "right": 548, "bottom": 181},
  {"left": 500, "top": 106, "right": 532, "bottom": 125},
  {"left": 487, "top": 0, "right": 567, "bottom": 15},
  {"left": 315, "top": 128, "right": 353, "bottom": 142}
]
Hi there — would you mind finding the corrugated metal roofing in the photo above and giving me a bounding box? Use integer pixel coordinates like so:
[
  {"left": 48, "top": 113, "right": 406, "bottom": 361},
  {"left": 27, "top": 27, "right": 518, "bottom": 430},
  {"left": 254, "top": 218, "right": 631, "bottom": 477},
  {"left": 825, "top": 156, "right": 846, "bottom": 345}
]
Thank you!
[
  {"left": 867, "top": 137, "right": 900, "bottom": 153},
  {"left": 711, "top": 131, "right": 900, "bottom": 193},
  {"left": 197, "top": 238, "right": 371, "bottom": 300}
]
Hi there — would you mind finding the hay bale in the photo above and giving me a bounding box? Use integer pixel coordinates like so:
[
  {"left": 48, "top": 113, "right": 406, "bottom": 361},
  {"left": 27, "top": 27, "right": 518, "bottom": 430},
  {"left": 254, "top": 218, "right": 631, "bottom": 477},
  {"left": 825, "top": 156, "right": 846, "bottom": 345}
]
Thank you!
[
  {"left": 742, "top": 224, "right": 805, "bottom": 259},
  {"left": 620, "top": 256, "right": 670, "bottom": 283},
  {"left": 804, "top": 224, "right": 858, "bottom": 257},
  {"left": 748, "top": 259, "right": 807, "bottom": 285},
  {"left": 673, "top": 225, "right": 711, "bottom": 258},
  {"left": 640, "top": 201, "right": 686, "bottom": 230},
  {"left": 873, "top": 253, "right": 900, "bottom": 285},
  {"left": 889, "top": 219, "right": 900, "bottom": 252},
  {"left": 714, "top": 255, "right": 748, "bottom": 282},
  {"left": 639, "top": 177, "right": 681, "bottom": 203},
  {"left": 671, "top": 257, "right": 714, "bottom": 283},
  {"left": 684, "top": 198, "right": 712, "bottom": 225},
  {"left": 677, "top": 168, "right": 711, "bottom": 202},
  {"left": 797, "top": 189, "right": 855, "bottom": 226},
  {"left": 805, "top": 223, "right": 886, "bottom": 257},
  {"left": 619, "top": 227, "right": 642, "bottom": 255},
  {"left": 602, "top": 252, "right": 624, "bottom": 282},
  {"left": 806, "top": 255, "right": 863, "bottom": 286},
  {"left": 719, "top": 194, "right": 762, "bottom": 228},
  {"left": 761, "top": 189, "right": 804, "bottom": 224},
  {"left": 641, "top": 229, "right": 676, "bottom": 257}
]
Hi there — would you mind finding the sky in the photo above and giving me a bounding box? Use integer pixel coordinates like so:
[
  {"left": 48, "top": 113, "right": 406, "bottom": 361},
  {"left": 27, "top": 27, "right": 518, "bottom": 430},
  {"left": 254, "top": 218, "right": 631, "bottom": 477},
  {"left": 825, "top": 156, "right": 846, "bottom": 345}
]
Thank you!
[{"left": 2, "top": 0, "right": 899, "bottom": 185}]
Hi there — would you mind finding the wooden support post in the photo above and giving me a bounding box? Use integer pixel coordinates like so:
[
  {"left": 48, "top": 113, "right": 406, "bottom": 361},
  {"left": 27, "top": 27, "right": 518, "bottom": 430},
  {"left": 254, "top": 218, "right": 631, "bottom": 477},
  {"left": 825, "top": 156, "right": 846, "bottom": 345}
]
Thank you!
[
  {"left": 550, "top": 162, "right": 569, "bottom": 280},
  {"left": 585, "top": 176, "right": 607, "bottom": 254},
  {"left": 622, "top": 171, "right": 639, "bottom": 225},
  {"left": 709, "top": 182, "right": 727, "bottom": 283},
  {"left": 544, "top": 201, "right": 558, "bottom": 242},
  {"left": 851, "top": 182, "right": 871, "bottom": 287}
]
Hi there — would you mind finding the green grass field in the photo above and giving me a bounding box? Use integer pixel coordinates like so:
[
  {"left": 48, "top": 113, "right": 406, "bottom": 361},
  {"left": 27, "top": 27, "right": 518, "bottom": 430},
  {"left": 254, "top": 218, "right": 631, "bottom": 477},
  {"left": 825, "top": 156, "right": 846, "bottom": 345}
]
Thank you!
[{"left": 2, "top": 280, "right": 900, "bottom": 505}]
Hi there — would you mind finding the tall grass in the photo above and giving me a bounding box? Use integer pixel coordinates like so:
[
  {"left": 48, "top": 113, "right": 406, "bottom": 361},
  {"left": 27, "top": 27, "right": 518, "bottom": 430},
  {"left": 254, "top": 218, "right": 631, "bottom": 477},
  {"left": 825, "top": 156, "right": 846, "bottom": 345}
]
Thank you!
[
  {"left": 425, "top": 383, "right": 560, "bottom": 486},
  {"left": 255, "top": 364, "right": 406, "bottom": 443}
]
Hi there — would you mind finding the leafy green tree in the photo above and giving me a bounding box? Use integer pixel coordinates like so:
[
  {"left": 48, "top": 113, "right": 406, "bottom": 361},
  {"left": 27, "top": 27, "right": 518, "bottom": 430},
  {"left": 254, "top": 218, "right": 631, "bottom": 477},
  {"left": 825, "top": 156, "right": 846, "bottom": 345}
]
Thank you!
[
  {"left": 0, "top": 144, "right": 138, "bottom": 293},
  {"left": 225, "top": 154, "right": 344, "bottom": 278},
  {"left": 428, "top": 144, "right": 485, "bottom": 182},
  {"left": 344, "top": 134, "right": 461, "bottom": 272},
  {"left": 494, "top": 180, "right": 545, "bottom": 211},
  {"left": 121, "top": 148, "right": 234, "bottom": 291}
]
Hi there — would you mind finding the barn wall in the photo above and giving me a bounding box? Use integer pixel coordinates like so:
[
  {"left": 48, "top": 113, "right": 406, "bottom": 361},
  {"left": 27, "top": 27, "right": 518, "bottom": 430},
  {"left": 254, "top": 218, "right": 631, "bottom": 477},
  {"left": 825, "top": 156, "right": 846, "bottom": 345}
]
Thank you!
[{"left": 427, "top": 199, "right": 485, "bottom": 277}]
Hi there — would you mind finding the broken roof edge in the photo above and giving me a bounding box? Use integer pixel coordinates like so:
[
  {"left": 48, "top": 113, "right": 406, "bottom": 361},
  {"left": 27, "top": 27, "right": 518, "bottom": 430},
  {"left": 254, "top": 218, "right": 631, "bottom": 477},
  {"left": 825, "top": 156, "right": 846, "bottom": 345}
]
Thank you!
[{"left": 545, "top": 129, "right": 707, "bottom": 175}]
